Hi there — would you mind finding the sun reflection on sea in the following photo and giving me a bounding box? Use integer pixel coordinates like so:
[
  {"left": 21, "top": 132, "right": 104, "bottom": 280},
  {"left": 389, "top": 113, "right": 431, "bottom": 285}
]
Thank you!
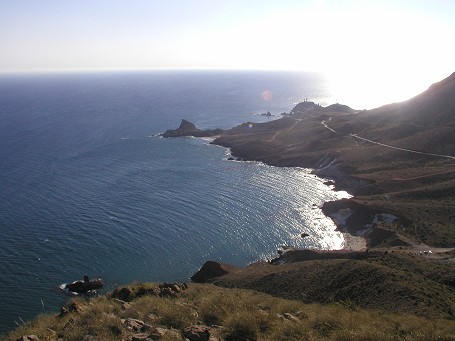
[{"left": 250, "top": 166, "right": 356, "bottom": 258}]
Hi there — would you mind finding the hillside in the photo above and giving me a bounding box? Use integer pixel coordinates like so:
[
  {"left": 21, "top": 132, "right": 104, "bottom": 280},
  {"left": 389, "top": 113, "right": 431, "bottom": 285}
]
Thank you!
[
  {"left": 4, "top": 283, "right": 455, "bottom": 341},
  {"left": 198, "top": 250, "right": 455, "bottom": 319}
]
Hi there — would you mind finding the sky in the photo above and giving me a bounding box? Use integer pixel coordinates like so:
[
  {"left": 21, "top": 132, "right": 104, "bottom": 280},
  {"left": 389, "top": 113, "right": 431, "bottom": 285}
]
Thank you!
[{"left": 1, "top": 0, "right": 454, "bottom": 106}]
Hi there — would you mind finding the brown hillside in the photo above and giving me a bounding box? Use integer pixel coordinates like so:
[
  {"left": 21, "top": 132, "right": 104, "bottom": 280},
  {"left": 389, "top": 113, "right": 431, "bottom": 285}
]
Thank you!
[{"left": 209, "top": 251, "right": 455, "bottom": 319}]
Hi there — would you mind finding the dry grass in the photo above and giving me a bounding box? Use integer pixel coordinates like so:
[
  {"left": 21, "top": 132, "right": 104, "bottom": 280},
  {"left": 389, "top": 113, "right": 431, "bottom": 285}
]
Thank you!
[{"left": 4, "top": 283, "right": 455, "bottom": 341}]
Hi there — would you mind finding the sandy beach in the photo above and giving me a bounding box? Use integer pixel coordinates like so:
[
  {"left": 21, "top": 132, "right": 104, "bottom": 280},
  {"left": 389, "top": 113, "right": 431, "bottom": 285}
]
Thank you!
[{"left": 342, "top": 232, "right": 367, "bottom": 251}]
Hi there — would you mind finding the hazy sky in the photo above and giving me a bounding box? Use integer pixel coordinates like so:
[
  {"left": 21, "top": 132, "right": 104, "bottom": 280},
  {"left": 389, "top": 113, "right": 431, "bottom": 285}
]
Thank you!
[{"left": 1, "top": 0, "right": 454, "bottom": 103}]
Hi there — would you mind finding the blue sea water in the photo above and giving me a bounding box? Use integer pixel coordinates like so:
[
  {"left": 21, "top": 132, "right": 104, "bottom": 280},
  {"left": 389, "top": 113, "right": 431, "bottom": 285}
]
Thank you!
[{"left": 0, "top": 70, "right": 347, "bottom": 333}]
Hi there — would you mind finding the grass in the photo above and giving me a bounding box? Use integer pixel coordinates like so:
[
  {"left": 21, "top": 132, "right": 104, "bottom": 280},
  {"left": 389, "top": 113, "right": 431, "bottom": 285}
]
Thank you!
[{"left": 3, "top": 283, "right": 455, "bottom": 341}]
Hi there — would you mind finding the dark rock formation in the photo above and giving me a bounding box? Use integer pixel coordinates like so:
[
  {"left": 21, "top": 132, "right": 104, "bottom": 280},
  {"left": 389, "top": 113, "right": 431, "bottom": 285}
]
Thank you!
[
  {"left": 191, "top": 260, "right": 241, "bottom": 283},
  {"left": 161, "top": 119, "right": 224, "bottom": 138},
  {"left": 65, "top": 278, "right": 104, "bottom": 294}
]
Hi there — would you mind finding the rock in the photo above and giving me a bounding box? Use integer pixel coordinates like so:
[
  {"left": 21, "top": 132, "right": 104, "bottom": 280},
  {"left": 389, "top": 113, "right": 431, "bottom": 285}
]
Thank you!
[
  {"left": 112, "top": 286, "right": 133, "bottom": 301},
  {"left": 65, "top": 277, "right": 104, "bottom": 294},
  {"left": 68, "top": 301, "right": 84, "bottom": 313},
  {"left": 130, "top": 333, "right": 152, "bottom": 341},
  {"left": 191, "top": 261, "right": 241, "bottom": 283},
  {"left": 150, "top": 327, "right": 171, "bottom": 339},
  {"left": 128, "top": 325, "right": 172, "bottom": 340},
  {"left": 122, "top": 318, "right": 155, "bottom": 333},
  {"left": 136, "top": 286, "right": 161, "bottom": 298},
  {"left": 16, "top": 336, "right": 40, "bottom": 341},
  {"left": 113, "top": 298, "right": 131, "bottom": 310},
  {"left": 158, "top": 282, "right": 187, "bottom": 297},
  {"left": 182, "top": 325, "right": 210, "bottom": 341},
  {"left": 59, "top": 301, "right": 84, "bottom": 317}
]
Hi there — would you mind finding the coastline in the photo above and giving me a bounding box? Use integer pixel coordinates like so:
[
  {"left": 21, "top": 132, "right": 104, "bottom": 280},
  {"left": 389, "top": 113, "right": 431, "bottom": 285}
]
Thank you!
[
  {"left": 162, "top": 72, "right": 455, "bottom": 252},
  {"left": 163, "top": 119, "right": 370, "bottom": 253}
]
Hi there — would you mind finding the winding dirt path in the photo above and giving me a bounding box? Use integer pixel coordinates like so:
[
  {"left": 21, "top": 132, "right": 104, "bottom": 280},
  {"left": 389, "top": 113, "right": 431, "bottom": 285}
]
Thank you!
[
  {"left": 321, "top": 120, "right": 455, "bottom": 161},
  {"left": 267, "top": 119, "right": 300, "bottom": 142}
]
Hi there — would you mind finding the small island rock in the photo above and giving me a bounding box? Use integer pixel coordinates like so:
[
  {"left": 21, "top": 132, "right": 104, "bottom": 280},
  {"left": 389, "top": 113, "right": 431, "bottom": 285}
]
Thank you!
[{"left": 161, "top": 119, "right": 224, "bottom": 138}]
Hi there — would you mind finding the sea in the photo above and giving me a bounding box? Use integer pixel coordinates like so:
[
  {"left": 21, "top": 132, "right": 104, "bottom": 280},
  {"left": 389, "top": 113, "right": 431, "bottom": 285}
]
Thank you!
[{"left": 0, "top": 70, "right": 350, "bottom": 334}]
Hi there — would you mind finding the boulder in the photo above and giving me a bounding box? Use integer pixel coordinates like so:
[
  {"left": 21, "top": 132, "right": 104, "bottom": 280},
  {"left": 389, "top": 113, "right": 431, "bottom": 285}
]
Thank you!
[
  {"left": 112, "top": 286, "right": 133, "bottom": 301},
  {"left": 182, "top": 325, "right": 210, "bottom": 341}
]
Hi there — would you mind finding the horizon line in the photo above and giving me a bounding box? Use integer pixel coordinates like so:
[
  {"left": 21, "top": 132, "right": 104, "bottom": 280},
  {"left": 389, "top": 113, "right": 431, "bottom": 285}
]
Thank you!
[{"left": 0, "top": 66, "right": 324, "bottom": 75}]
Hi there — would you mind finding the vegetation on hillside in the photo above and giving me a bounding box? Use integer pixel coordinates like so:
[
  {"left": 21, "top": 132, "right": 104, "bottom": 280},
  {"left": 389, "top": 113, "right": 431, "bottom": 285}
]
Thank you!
[{"left": 4, "top": 283, "right": 455, "bottom": 341}]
